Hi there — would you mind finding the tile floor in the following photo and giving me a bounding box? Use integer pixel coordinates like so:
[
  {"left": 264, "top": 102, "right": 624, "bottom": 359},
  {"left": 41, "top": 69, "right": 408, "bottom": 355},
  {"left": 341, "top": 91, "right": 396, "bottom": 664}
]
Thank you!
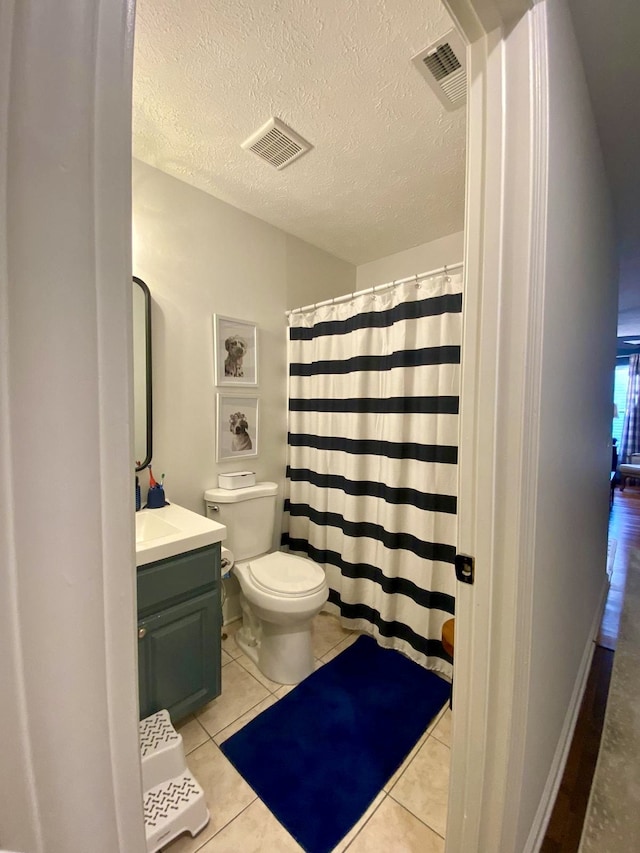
[{"left": 163, "top": 613, "right": 451, "bottom": 853}]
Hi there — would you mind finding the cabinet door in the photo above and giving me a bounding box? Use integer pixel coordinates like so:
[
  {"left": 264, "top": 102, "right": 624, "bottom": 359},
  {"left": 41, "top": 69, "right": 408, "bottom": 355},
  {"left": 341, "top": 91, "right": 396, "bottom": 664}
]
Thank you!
[
  {"left": 139, "top": 589, "right": 220, "bottom": 721},
  {"left": 138, "top": 625, "right": 150, "bottom": 719}
]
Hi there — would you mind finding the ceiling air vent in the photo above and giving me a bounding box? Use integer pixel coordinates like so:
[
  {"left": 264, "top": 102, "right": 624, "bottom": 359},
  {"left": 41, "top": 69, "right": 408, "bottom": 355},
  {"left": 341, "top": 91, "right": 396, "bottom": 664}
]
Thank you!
[
  {"left": 241, "top": 117, "right": 312, "bottom": 170},
  {"left": 412, "top": 29, "right": 467, "bottom": 111}
]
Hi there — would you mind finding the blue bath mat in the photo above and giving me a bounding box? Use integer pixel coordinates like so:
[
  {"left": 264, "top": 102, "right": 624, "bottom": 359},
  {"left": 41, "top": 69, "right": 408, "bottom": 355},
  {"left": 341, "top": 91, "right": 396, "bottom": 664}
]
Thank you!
[{"left": 220, "top": 635, "right": 450, "bottom": 852}]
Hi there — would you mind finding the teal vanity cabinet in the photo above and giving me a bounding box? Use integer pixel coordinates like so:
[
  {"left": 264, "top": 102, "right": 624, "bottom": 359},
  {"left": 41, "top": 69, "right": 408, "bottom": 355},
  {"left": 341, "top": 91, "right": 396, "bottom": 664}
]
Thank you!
[{"left": 137, "top": 542, "right": 221, "bottom": 721}]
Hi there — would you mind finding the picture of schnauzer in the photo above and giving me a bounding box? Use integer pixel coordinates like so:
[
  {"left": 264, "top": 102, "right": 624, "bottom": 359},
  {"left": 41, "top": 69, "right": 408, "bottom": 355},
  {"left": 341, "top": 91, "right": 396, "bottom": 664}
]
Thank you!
[
  {"left": 224, "top": 335, "right": 248, "bottom": 377},
  {"left": 229, "top": 412, "right": 252, "bottom": 452}
]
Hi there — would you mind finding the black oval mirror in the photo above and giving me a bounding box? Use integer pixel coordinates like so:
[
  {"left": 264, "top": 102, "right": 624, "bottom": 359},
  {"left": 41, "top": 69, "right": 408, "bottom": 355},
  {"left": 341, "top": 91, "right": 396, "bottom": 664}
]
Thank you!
[{"left": 133, "top": 277, "right": 152, "bottom": 471}]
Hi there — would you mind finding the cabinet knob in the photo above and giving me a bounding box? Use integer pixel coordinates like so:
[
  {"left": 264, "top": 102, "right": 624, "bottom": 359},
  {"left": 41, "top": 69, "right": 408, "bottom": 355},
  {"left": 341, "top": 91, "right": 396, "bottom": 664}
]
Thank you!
[{"left": 138, "top": 626, "right": 147, "bottom": 639}]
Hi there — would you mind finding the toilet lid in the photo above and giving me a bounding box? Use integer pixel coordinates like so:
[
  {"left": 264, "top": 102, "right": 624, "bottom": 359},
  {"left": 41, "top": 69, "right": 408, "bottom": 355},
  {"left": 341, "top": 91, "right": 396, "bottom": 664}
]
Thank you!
[{"left": 248, "top": 552, "right": 326, "bottom": 596}]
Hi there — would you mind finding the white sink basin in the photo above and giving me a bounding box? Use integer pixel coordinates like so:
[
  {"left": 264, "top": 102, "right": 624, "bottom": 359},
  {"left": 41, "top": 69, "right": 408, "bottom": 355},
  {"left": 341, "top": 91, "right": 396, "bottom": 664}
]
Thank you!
[
  {"left": 135, "top": 503, "right": 226, "bottom": 567},
  {"left": 136, "top": 513, "right": 180, "bottom": 543}
]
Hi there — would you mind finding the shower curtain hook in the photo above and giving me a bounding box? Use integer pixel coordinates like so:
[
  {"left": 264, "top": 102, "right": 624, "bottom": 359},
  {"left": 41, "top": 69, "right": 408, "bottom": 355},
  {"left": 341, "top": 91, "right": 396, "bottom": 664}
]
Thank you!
[{"left": 414, "top": 273, "right": 420, "bottom": 289}]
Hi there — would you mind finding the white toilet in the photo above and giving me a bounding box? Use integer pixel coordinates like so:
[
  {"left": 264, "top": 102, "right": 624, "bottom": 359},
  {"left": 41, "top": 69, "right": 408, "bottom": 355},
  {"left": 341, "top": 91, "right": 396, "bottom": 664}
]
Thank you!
[{"left": 204, "top": 482, "right": 328, "bottom": 684}]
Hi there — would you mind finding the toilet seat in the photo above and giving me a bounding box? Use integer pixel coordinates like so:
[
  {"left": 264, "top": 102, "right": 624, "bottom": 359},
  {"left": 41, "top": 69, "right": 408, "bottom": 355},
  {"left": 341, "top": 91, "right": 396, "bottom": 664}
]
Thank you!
[{"left": 248, "top": 552, "right": 326, "bottom": 597}]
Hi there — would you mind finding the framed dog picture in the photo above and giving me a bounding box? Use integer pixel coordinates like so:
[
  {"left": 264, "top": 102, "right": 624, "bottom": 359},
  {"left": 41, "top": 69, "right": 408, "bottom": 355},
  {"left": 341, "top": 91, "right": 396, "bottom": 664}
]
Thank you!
[
  {"left": 216, "top": 394, "right": 259, "bottom": 461},
  {"left": 213, "top": 314, "right": 258, "bottom": 386}
]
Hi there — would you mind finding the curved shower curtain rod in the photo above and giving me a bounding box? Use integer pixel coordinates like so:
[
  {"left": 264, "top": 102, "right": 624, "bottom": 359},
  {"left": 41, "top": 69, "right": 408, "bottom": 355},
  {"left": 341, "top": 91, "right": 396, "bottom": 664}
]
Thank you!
[{"left": 285, "top": 261, "right": 463, "bottom": 317}]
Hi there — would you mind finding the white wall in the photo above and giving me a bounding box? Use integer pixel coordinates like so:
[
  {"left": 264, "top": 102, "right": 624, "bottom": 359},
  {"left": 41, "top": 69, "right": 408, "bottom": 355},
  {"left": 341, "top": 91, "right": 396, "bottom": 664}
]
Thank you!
[
  {"left": 1, "top": 1, "right": 144, "bottom": 851},
  {"left": 355, "top": 232, "right": 464, "bottom": 290},
  {"left": 132, "top": 159, "right": 355, "bottom": 519},
  {"left": 516, "top": 1, "right": 617, "bottom": 847},
  {"left": 285, "top": 233, "right": 358, "bottom": 310}
]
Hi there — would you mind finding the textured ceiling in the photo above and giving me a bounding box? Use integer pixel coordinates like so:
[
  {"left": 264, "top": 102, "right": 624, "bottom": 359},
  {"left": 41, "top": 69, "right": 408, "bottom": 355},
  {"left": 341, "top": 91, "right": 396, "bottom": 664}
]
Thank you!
[{"left": 133, "top": 0, "right": 466, "bottom": 265}]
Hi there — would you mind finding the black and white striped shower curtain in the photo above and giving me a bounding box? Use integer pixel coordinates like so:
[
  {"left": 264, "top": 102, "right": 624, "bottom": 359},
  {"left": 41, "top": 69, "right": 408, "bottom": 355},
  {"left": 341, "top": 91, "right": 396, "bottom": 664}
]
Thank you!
[{"left": 282, "top": 271, "right": 462, "bottom": 675}]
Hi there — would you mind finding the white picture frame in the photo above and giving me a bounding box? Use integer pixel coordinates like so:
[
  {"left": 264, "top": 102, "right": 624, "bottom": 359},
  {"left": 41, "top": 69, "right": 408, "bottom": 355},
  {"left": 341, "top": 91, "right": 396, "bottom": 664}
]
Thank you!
[
  {"left": 216, "top": 394, "right": 259, "bottom": 461},
  {"left": 213, "top": 314, "right": 258, "bottom": 386}
]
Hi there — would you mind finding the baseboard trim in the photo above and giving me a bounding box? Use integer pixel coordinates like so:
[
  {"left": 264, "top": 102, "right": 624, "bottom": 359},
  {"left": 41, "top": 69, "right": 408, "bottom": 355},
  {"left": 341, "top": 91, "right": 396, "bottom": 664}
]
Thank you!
[{"left": 523, "top": 576, "right": 609, "bottom": 853}]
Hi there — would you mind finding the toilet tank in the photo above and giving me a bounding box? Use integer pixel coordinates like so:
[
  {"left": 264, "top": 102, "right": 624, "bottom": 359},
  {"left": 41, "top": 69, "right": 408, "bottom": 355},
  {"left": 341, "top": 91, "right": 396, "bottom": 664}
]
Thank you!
[{"left": 203, "top": 482, "right": 278, "bottom": 562}]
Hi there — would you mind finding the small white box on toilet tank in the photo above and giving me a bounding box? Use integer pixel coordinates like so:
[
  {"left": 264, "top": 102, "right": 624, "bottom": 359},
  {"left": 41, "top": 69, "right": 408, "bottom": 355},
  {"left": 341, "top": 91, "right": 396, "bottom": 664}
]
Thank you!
[{"left": 218, "top": 470, "right": 256, "bottom": 489}]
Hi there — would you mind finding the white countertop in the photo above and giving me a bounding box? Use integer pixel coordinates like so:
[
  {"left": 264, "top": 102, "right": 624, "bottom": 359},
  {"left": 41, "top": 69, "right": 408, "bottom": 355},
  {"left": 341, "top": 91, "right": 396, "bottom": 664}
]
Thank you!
[{"left": 135, "top": 502, "right": 226, "bottom": 567}]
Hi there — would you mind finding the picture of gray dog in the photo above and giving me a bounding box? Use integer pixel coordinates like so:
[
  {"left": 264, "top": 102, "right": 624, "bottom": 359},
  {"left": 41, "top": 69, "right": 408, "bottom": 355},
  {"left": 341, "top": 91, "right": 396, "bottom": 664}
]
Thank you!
[
  {"left": 229, "top": 412, "right": 252, "bottom": 452},
  {"left": 224, "top": 335, "right": 248, "bottom": 377}
]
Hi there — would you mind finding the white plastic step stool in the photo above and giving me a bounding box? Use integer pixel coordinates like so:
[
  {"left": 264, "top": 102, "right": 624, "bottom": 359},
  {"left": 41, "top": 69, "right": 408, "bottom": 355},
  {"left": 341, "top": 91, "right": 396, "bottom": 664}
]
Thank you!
[
  {"left": 140, "top": 710, "right": 186, "bottom": 792},
  {"left": 140, "top": 710, "right": 210, "bottom": 853},
  {"left": 144, "top": 772, "right": 209, "bottom": 852}
]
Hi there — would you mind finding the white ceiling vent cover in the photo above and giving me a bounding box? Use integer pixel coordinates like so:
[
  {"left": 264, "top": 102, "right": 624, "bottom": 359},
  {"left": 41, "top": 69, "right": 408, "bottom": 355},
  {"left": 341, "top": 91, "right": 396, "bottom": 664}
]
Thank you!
[
  {"left": 412, "top": 29, "right": 467, "bottom": 111},
  {"left": 241, "top": 117, "right": 312, "bottom": 170}
]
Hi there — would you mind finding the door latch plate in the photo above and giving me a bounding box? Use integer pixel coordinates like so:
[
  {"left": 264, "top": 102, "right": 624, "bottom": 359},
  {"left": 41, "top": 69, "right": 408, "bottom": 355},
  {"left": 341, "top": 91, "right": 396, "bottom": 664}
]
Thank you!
[{"left": 455, "top": 553, "right": 475, "bottom": 584}]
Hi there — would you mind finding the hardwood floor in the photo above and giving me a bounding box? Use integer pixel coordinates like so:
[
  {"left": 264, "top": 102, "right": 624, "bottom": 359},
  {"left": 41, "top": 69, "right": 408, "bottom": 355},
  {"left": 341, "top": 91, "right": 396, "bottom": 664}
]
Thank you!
[
  {"left": 540, "top": 646, "right": 614, "bottom": 852},
  {"left": 599, "top": 487, "right": 640, "bottom": 648},
  {"left": 540, "top": 488, "right": 640, "bottom": 852}
]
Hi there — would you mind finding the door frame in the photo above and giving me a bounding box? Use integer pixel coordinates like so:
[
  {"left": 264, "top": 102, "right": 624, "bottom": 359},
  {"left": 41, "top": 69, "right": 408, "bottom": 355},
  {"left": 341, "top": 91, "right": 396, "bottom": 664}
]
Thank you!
[
  {"left": 1, "top": 1, "right": 144, "bottom": 850},
  {"left": 1, "top": 0, "right": 558, "bottom": 850},
  {"left": 442, "top": 1, "right": 552, "bottom": 850}
]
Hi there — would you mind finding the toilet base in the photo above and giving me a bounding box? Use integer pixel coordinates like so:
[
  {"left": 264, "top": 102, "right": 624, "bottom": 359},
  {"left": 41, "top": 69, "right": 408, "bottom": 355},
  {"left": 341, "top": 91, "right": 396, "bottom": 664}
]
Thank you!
[{"left": 236, "top": 618, "right": 315, "bottom": 685}]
